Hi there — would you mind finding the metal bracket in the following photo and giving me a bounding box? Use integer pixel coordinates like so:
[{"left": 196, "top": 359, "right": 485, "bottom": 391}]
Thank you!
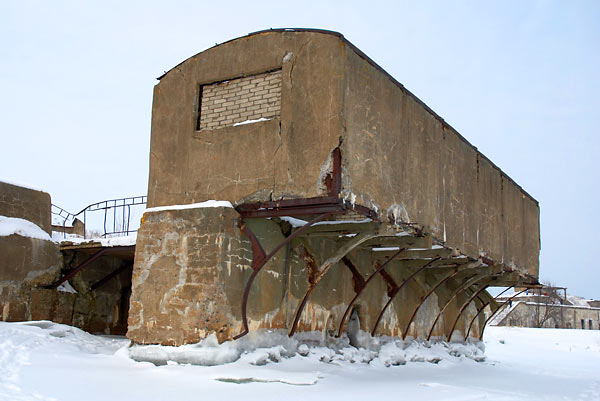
[{"left": 371, "top": 257, "right": 442, "bottom": 336}]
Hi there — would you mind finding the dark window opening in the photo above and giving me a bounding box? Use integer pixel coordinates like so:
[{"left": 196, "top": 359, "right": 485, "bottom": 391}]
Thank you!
[{"left": 195, "top": 85, "right": 204, "bottom": 131}]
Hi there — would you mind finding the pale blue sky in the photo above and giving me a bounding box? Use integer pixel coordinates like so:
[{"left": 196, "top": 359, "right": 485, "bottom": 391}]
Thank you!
[{"left": 1, "top": 1, "right": 598, "bottom": 298}]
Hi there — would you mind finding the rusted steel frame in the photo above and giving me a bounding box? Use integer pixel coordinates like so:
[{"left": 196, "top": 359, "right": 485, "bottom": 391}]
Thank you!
[
  {"left": 426, "top": 273, "right": 493, "bottom": 341},
  {"left": 236, "top": 196, "right": 340, "bottom": 213},
  {"left": 401, "top": 267, "right": 466, "bottom": 339},
  {"left": 288, "top": 232, "right": 377, "bottom": 336},
  {"left": 370, "top": 257, "right": 442, "bottom": 336},
  {"left": 479, "top": 288, "right": 529, "bottom": 340},
  {"left": 233, "top": 211, "right": 335, "bottom": 340},
  {"left": 50, "top": 248, "right": 109, "bottom": 288},
  {"left": 446, "top": 280, "right": 496, "bottom": 340},
  {"left": 343, "top": 201, "right": 379, "bottom": 219},
  {"left": 90, "top": 262, "right": 134, "bottom": 290},
  {"left": 378, "top": 267, "right": 399, "bottom": 297},
  {"left": 464, "top": 285, "right": 514, "bottom": 341},
  {"left": 239, "top": 224, "right": 266, "bottom": 269},
  {"left": 336, "top": 247, "right": 407, "bottom": 337},
  {"left": 240, "top": 204, "right": 345, "bottom": 218},
  {"left": 342, "top": 256, "right": 366, "bottom": 293}
]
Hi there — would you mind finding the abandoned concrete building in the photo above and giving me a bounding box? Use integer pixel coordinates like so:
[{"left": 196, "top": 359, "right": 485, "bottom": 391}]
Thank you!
[
  {"left": 492, "top": 286, "right": 600, "bottom": 330},
  {"left": 1, "top": 29, "right": 541, "bottom": 346}
]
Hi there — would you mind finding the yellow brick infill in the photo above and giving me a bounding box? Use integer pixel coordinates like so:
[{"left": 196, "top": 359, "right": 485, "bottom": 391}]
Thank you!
[{"left": 199, "top": 70, "right": 281, "bottom": 130}]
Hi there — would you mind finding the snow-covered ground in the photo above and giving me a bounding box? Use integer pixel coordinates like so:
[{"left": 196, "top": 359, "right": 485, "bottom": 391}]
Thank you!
[{"left": 1, "top": 322, "right": 598, "bottom": 401}]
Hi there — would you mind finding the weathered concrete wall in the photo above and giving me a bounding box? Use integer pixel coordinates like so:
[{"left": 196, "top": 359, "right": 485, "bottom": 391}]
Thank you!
[
  {"left": 0, "top": 234, "right": 59, "bottom": 321},
  {"left": 340, "top": 43, "right": 539, "bottom": 277},
  {"left": 128, "top": 206, "right": 490, "bottom": 345},
  {"left": 148, "top": 31, "right": 343, "bottom": 208},
  {"left": 0, "top": 181, "right": 128, "bottom": 334},
  {"left": 0, "top": 238, "right": 130, "bottom": 334},
  {"left": 0, "top": 181, "right": 52, "bottom": 234},
  {"left": 147, "top": 30, "right": 539, "bottom": 277},
  {"left": 0, "top": 181, "right": 59, "bottom": 322}
]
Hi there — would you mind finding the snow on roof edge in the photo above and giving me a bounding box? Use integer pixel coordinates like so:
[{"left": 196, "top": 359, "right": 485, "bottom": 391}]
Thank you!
[{"left": 0, "top": 178, "right": 48, "bottom": 193}]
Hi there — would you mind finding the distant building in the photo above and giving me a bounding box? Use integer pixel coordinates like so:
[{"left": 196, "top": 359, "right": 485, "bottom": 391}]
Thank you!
[{"left": 493, "top": 286, "right": 600, "bottom": 330}]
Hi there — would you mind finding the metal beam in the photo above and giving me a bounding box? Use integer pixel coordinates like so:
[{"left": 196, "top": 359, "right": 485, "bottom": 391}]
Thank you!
[
  {"left": 336, "top": 247, "right": 408, "bottom": 337},
  {"left": 446, "top": 279, "right": 496, "bottom": 340},
  {"left": 288, "top": 231, "right": 379, "bottom": 336},
  {"left": 233, "top": 211, "right": 335, "bottom": 340},
  {"left": 478, "top": 288, "right": 529, "bottom": 340},
  {"left": 371, "top": 256, "right": 472, "bottom": 270},
  {"left": 90, "top": 262, "right": 134, "bottom": 291},
  {"left": 426, "top": 272, "right": 493, "bottom": 341},
  {"left": 399, "top": 266, "right": 467, "bottom": 339},
  {"left": 363, "top": 234, "right": 432, "bottom": 249},
  {"left": 464, "top": 285, "right": 514, "bottom": 341},
  {"left": 370, "top": 257, "right": 442, "bottom": 336},
  {"left": 50, "top": 247, "right": 109, "bottom": 288}
]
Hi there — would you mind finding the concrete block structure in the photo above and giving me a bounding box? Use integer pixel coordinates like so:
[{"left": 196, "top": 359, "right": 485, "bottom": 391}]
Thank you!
[
  {"left": 128, "top": 29, "right": 541, "bottom": 346},
  {"left": 0, "top": 181, "right": 59, "bottom": 321},
  {"left": 0, "top": 181, "right": 133, "bottom": 334}
]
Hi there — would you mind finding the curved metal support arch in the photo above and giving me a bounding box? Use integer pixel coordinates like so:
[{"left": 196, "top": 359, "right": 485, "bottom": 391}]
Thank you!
[
  {"left": 446, "top": 278, "right": 497, "bottom": 340},
  {"left": 233, "top": 212, "right": 334, "bottom": 340},
  {"left": 426, "top": 273, "right": 493, "bottom": 341},
  {"left": 335, "top": 248, "right": 407, "bottom": 337},
  {"left": 464, "top": 285, "right": 514, "bottom": 341},
  {"left": 370, "top": 257, "right": 442, "bottom": 336},
  {"left": 288, "top": 231, "right": 378, "bottom": 336},
  {"left": 478, "top": 287, "right": 529, "bottom": 340},
  {"left": 400, "top": 267, "right": 469, "bottom": 340}
]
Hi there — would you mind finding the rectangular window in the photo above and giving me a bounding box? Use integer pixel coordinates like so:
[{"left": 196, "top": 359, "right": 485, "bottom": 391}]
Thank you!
[{"left": 196, "top": 70, "right": 282, "bottom": 131}]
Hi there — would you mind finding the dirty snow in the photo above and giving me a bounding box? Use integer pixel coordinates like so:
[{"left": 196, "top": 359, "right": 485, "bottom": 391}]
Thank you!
[
  {"left": 0, "top": 215, "right": 51, "bottom": 241},
  {"left": 1, "top": 322, "right": 599, "bottom": 401},
  {"left": 56, "top": 281, "right": 77, "bottom": 294}
]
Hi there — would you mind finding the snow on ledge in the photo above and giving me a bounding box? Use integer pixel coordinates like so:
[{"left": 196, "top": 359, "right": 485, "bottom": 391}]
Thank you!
[
  {"left": 145, "top": 200, "right": 234, "bottom": 214},
  {"left": 56, "top": 234, "right": 137, "bottom": 247},
  {"left": 0, "top": 215, "right": 51, "bottom": 241},
  {"left": 233, "top": 117, "right": 270, "bottom": 126}
]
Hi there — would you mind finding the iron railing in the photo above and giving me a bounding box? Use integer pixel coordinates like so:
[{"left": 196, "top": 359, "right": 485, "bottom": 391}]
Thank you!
[{"left": 52, "top": 195, "right": 147, "bottom": 239}]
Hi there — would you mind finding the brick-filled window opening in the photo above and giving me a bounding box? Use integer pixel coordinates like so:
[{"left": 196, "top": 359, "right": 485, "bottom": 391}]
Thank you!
[{"left": 196, "top": 69, "right": 281, "bottom": 131}]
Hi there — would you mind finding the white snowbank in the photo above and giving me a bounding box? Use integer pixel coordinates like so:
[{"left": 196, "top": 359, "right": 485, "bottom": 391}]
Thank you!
[
  {"left": 129, "top": 329, "right": 486, "bottom": 367},
  {"left": 144, "top": 200, "right": 233, "bottom": 214},
  {"left": 1, "top": 322, "right": 599, "bottom": 401},
  {"left": 0, "top": 215, "right": 51, "bottom": 241}
]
